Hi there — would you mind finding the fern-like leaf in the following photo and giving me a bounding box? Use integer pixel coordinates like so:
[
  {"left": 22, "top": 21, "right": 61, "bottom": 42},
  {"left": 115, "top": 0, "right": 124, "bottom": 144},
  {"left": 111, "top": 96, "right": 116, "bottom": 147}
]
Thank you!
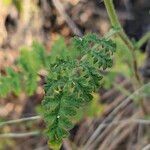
[{"left": 42, "top": 34, "right": 116, "bottom": 148}]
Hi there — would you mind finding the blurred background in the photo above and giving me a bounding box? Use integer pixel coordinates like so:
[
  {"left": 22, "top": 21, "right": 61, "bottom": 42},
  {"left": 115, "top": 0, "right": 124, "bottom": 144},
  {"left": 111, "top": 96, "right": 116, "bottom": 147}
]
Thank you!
[{"left": 0, "top": 0, "right": 150, "bottom": 150}]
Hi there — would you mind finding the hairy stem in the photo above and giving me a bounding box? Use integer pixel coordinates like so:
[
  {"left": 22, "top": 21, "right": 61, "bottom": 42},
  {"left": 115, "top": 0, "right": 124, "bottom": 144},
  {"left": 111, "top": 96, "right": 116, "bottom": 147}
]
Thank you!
[
  {"left": 103, "top": 0, "right": 133, "bottom": 48},
  {"left": 104, "top": 0, "right": 140, "bottom": 84},
  {"left": 103, "top": 0, "right": 148, "bottom": 114},
  {"left": 103, "top": 0, "right": 121, "bottom": 28}
]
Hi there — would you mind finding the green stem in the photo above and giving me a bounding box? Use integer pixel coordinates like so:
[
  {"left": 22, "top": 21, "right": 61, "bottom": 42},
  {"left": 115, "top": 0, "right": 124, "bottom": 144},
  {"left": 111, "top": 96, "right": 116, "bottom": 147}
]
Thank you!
[
  {"left": 104, "top": 0, "right": 141, "bottom": 84},
  {"left": 104, "top": 0, "right": 131, "bottom": 44},
  {"left": 136, "top": 32, "right": 150, "bottom": 48},
  {"left": 103, "top": 0, "right": 148, "bottom": 114},
  {"left": 103, "top": 0, "right": 134, "bottom": 50},
  {"left": 103, "top": 0, "right": 121, "bottom": 28},
  {"left": 104, "top": 27, "right": 120, "bottom": 39}
]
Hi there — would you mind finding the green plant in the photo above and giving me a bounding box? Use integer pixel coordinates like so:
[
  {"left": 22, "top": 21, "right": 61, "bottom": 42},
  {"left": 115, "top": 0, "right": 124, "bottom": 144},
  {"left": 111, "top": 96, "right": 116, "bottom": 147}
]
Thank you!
[
  {"left": 42, "top": 0, "right": 150, "bottom": 148},
  {"left": 0, "top": 0, "right": 150, "bottom": 149},
  {"left": 0, "top": 37, "right": 81, "bottom": 98},
  {"left": 103, "top": 0, "right": 150, "bottom": 115},
  {"left": 42, "top": 34, "right": 116, "bottom": 149},
  {"left": 0, "top": 34, "right": 116, "bottom": 149},
  {"left": 0, "top": 42, "right": 49, "bottom": 97}
]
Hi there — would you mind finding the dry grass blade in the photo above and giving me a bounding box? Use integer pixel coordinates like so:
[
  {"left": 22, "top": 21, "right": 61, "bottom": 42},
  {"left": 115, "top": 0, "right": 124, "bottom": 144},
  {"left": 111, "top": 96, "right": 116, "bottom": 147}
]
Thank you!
[
  {"left": 83, "top": 82, "right": 150, "bottom": 149},
  {"left": 52, "top": 0, "right": 82, "bottom": 36}
]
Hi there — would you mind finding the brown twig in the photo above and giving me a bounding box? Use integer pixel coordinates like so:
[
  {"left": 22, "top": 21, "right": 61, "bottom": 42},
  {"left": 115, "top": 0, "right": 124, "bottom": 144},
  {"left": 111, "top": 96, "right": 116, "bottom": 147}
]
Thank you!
[{"left": 52, "top": 0, "right": 82, "bottom": 36}]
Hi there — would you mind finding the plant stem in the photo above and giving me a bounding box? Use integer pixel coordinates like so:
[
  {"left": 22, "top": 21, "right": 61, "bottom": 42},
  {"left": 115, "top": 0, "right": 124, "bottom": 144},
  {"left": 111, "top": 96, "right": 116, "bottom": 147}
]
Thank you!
[
  {"left": 104, "top": 0, "right": 143, "bottom": 83},
  {"left": 103, "top": 0, "right": 141, "bottom": 84},
  {"left": 136, "top": 32, "right": 150, "bottom": 49},
  {"left": 103, "top": 0, "right": 121, "bottom": 28},
  {"left": 104, "top": 27, "right": 120, "bottom": 39},
  {"left": 103, "top": 0, "right": 133, "bottom": 47},
  {"left": 103, "top": 0, "right": 148, "bottom": 114}
]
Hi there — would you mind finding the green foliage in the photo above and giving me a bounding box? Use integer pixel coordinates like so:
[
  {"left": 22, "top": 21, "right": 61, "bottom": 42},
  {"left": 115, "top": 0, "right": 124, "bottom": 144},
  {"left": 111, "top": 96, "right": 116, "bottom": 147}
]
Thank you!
[
  {"left": 50, "top": 37, "right": 69, "bottom": 62},
  {"left": 0, "top": 34, "right": 116, "bottom": 149},
  {"left": 0, "top": 42, "right": 49, "bottom": 97},
  {"left": 50, "top": 36, "right": 80, "bottom": 62},
  {"left": 18, "top": 42, "right": 48, "bottom": 95},
  {"left": 42, "top": 34, "right": 116, "bottom": 148},
  {"left": 0, "top": 68, "right": 21, "bottom": 97},
  {"left": 103, "top": 37, "right": 145, "bottom": 89},
  {"left": 83, "top": 93, "right": 104, "bottom": 118},
  {"left": 0, "top": 37, "right": 74, "bottom": 98}
]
